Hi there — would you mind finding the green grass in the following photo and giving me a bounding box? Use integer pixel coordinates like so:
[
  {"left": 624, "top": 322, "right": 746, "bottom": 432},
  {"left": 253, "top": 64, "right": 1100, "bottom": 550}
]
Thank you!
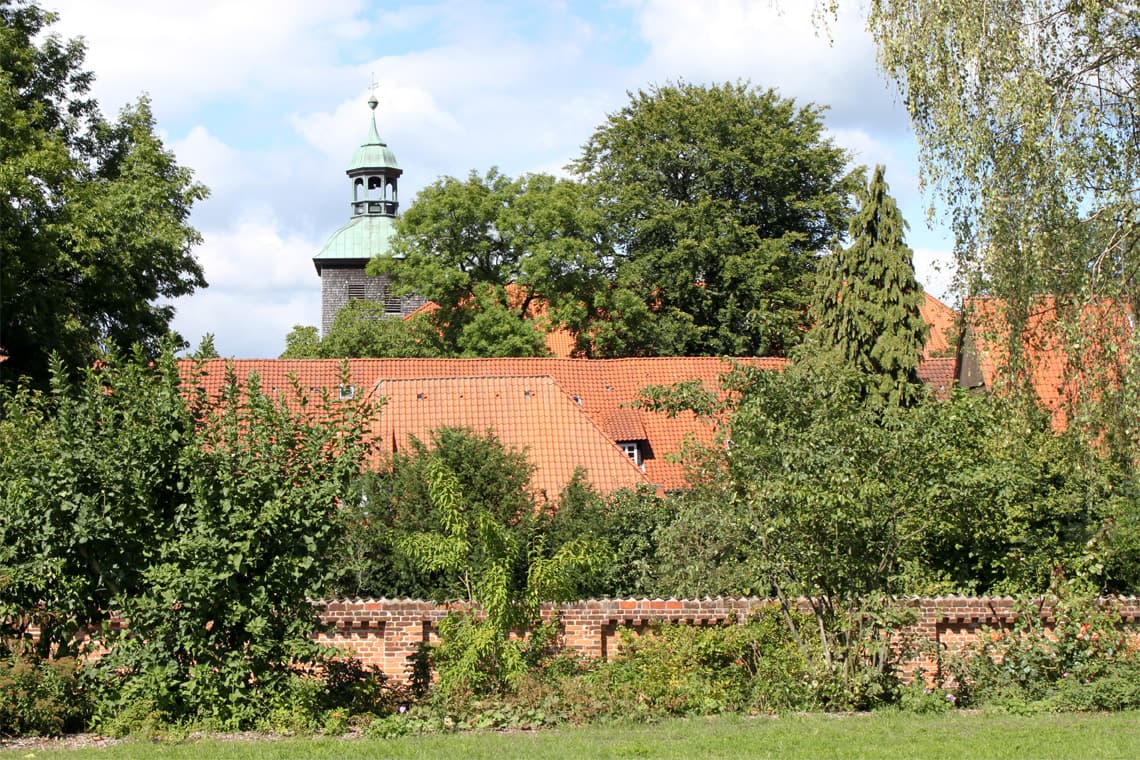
[{"left": 5, "top": 711, "right": 1140, "bottom": 759}]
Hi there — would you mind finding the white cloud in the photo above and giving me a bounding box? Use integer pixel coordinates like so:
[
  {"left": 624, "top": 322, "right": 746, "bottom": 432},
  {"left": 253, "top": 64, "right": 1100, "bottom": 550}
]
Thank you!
[
  {"left": 196, "top": 217, "right": 320, "bottom": 293},
  {"left": 828, "top": 126, "right": 924, "bottom": 207},
  {"left": 170, "top": 216, "right": 324, "bottom": 356},
  {"left": 43, "top": 0, "right": 369, "bottom": 118},
  {"left": 291, "top": 86, "right": 461, "bottom": 165},
  {"left": 172, "top": 287, "right": 319, "bottom": 359},
  {"left": 913, "top": 246, "right": 957, "bottom": 305},
  {"left": 629, "top": 0, "right": 904, "bottom": 132},
  {"left": 171, "top": 126, "right": 248, "bottom": 196}
]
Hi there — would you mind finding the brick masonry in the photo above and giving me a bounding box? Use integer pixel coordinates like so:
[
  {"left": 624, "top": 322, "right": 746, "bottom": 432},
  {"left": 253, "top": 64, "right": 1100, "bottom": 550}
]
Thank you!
[{"left": 315, "top": 596, "right": 1140, "bottom": 684}]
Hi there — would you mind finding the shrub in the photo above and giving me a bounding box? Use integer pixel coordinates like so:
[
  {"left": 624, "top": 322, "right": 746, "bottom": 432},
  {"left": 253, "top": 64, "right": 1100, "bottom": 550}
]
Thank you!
[
  {"left": 430, "top": 615, "right": 562, "bottom": 705},
  {"left": 897, "top": 679, "right": 956, "bottom": 714},
  {"left": 598, "top": 624, "right": 753, "bottom": 716},
  {"left": 0, "top": 653, "right": 89, "bottom": 736},
  {"left": 952, "top": 588, "right": 1140, "bottom": 711},
  {"left": 588, "top": 611, "right": 819, "bottom": 718},
  {"left": 89, "top": 649, "right": 403, "bottom": 737}
]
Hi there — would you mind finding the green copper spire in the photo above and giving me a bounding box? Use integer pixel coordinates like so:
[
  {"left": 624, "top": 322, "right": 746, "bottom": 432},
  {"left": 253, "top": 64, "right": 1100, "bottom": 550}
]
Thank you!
[
  {"left": 348, "top": 92, "right": 400, "bottom": 172},
  {"left": 315, "top": 93, "right": 405, "bottom": 271}
]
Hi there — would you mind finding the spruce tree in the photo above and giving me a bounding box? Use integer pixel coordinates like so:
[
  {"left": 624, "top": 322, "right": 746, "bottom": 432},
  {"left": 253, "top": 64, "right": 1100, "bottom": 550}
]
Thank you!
[{"left": 810, "top": 165, "right": 928, "bottom": 408}]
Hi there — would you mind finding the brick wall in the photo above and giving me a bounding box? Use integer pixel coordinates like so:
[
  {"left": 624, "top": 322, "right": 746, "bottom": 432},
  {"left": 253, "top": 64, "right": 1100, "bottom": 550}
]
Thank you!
[{"left": 316, "top": 596, "right": 1140, "bottom": 684}]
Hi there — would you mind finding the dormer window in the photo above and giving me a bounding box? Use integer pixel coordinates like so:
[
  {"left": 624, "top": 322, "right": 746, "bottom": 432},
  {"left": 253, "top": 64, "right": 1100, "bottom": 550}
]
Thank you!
[{"left": 618, "top": 441, "right": 642, "bottom": 468}]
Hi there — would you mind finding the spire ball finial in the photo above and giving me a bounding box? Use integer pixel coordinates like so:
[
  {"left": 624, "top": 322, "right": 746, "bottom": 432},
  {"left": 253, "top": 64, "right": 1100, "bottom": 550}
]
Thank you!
[{"left": 368, "top": 72, "right": 379, "bottom": 110}]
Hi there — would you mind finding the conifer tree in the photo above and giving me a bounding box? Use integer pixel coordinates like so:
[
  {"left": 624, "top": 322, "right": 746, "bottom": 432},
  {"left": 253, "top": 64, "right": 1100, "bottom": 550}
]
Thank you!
[{"left": 810, "top": 165, "right": 927, "bottom": 408}]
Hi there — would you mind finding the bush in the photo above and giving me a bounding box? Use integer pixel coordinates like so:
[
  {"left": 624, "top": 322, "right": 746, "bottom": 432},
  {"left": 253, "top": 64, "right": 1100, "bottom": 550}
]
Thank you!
[
  {"left": 0, "top": 653, "right": 89, "bottom": 736},
  {"left": 542, "top": 480, "right": 672, "bottom": 598},
  {"left": 587, "top": 611, "right": 819, "bottom": 718},
  {"left": 597, "top": 624, "right": 754, "bottom": 716},
  {"left": 430, "top": 615, "right": 562, "bottom": 705},
  {"left": 897, "top": 679, "right": 956, "bottom": 714},
  {"left": 88, "top": 649, "right": 405, "bottom": 737},
  {"left": 952, "top": 588, "right": 1140, "bottom": 712}
]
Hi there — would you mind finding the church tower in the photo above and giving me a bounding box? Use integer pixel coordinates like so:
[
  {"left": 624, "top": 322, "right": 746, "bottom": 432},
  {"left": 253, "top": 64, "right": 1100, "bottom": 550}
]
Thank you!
[{"left": 313, "top": 93, "right": 424, "bottom": 335}]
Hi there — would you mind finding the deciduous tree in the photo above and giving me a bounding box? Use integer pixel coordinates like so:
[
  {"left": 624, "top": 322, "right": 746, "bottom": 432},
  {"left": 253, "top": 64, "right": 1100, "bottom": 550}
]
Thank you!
[
  {"left": 326, "top": 426, "right": 539, "bottom": 601},
  {"left": 0, "top": 350, "right": 375, "bottom": 726},
  {"left": 396, "top": 456, "right": 599, "bottom": 698},
  {"left": 572, "top": 81, "right": 857, "bottom": 356},
  {"left": 280, "top": 325, "right": 322, "bottom": 359},
  {"left": 862, "top": 0, "right": 1138, "bottom": 306},
  {"left": 374, "top": 169, "right": 603, "bottom": 357},
  {"left": 0, "top": 1, "right": 207, "bottom": 385},
  {"left": 281, "top": 306, "right": 444, "bottom": 359},
  {"left": 852, "top": 1, "right": 1140, "bottom": 454}
]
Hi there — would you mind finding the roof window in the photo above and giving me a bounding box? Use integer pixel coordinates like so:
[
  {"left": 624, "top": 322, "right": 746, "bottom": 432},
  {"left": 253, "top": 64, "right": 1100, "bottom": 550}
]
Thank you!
[{"left": 618, "top": 441, "right": 643, "bottom": 468}]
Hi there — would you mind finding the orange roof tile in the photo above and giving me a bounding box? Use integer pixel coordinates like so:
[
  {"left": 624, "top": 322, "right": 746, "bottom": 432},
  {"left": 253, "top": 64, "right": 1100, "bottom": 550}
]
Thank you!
[
  {"left": 604, "top": 408, "right": 649, "bottom": 441},
  {"left": 180, "top": 357, "right": 788, "bottom": 493},
  {"left": 920, "top": 292, "right": 958, "bottom": 359},
  {"left": 180, "top": 342, "right": 974, "bottom": 493},
  {"left": 542, "top": 326, "right": 577, "bottom": 358},
  {"left": 961, "top": 296, "right": 1132, "bottom": 429},
  {"left": 917, "top": 357, "right": 956, "bottom": 398},
  {"left": 375, "top": 375, "right": 650, "bottom": 500}
]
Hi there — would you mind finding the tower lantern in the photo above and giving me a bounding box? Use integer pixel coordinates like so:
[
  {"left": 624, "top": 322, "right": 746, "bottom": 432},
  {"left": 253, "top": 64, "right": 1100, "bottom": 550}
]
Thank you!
[{"left": 312, "top": 93, "right": 422, "bottom": 335}]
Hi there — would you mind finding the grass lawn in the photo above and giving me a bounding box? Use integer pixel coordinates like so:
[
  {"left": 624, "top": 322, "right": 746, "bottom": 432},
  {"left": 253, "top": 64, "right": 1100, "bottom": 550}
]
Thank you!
[{"left": 4, "top": 711, "right": 1139, "bottom": 759}]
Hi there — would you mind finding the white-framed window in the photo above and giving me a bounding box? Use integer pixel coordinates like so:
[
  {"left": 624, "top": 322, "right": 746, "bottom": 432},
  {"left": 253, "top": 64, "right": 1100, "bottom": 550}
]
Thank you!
[
  {"left": 338, "top": 384, "right": 356, "bottom": 400},
  {"left": 618, "top": 441, "right": 641, "bottom": 467}
]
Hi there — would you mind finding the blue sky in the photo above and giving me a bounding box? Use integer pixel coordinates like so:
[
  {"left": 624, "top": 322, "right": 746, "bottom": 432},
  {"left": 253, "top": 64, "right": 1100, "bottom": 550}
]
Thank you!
[{"left": 44, "top": 0, "right": 956, "bottom": 358}]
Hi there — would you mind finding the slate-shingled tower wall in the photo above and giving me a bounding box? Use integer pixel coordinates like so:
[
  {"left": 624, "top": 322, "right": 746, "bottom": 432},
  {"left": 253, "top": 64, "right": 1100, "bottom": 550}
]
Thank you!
[{"left": 318, "top": 266, "right": 390, "bottom": 335}]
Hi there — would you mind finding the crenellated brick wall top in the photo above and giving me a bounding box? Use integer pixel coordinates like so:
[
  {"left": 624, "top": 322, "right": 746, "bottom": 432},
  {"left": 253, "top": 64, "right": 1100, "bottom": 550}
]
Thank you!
[{"left": 313, "top": 596, "right": 1140, "bottom": 684}]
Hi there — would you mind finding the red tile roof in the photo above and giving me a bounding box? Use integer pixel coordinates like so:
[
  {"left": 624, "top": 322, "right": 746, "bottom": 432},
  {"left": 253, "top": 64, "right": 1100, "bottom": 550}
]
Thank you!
[
  {"left": 181, "top": 293, "right": 963, "bottom": 497},
  {"left": 917, "top": 357, "right": 956, "bottom": 397},
  {"left": 180, "top": 357, "right": 787, "bottom": 494},
  {"left": 961, "top": 296, "right": 1132, "bottom": 429},
  {"left": 920, "top": 292, "right": 958, "bottom": 359},
  {"left": 603, "top": 408, "right": 649, "bottom": 441},
  {"left": 375, "top": 375, "right": 650, "bottom": 499}
]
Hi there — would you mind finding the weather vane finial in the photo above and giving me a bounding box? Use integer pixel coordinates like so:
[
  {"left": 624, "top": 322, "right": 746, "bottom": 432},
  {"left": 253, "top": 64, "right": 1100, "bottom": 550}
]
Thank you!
[{"left": 368, "top": 72, "right": 379, "bottom": 110}]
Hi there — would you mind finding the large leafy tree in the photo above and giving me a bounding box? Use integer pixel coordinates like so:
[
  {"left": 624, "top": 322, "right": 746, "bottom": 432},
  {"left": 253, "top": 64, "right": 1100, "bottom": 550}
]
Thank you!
[
  {"left": 644, "top": 361, "right": 1129, "bottom": 693},
  {"left": 373, "top": 168, "right": 604, "bottom": 357},
  {"left": 808, "top": 165, "right": 927, "bottom": 408},
  {"left": 862, "top": 0, "right": 1138, "bottom": 305},
  {"left": 0, "top": 350, "right": 189, "bottom": 658},
  {"left": 572, "top": 81, "right": 857, "bottom": 357},
  {"left": 397, "top": 455, "right": 599, "bottom": 698},
  {"left": 0, "top": 1, "right": 206, "bottom": 385},
  {"left": 327, "top": 426, "right": 539, "bottom": 601}
]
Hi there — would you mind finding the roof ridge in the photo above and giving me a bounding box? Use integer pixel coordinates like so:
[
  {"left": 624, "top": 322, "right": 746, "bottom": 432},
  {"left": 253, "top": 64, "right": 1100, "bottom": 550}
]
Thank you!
[{"left": 376, "top": 373, "right": 558, "bottom": 382}]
